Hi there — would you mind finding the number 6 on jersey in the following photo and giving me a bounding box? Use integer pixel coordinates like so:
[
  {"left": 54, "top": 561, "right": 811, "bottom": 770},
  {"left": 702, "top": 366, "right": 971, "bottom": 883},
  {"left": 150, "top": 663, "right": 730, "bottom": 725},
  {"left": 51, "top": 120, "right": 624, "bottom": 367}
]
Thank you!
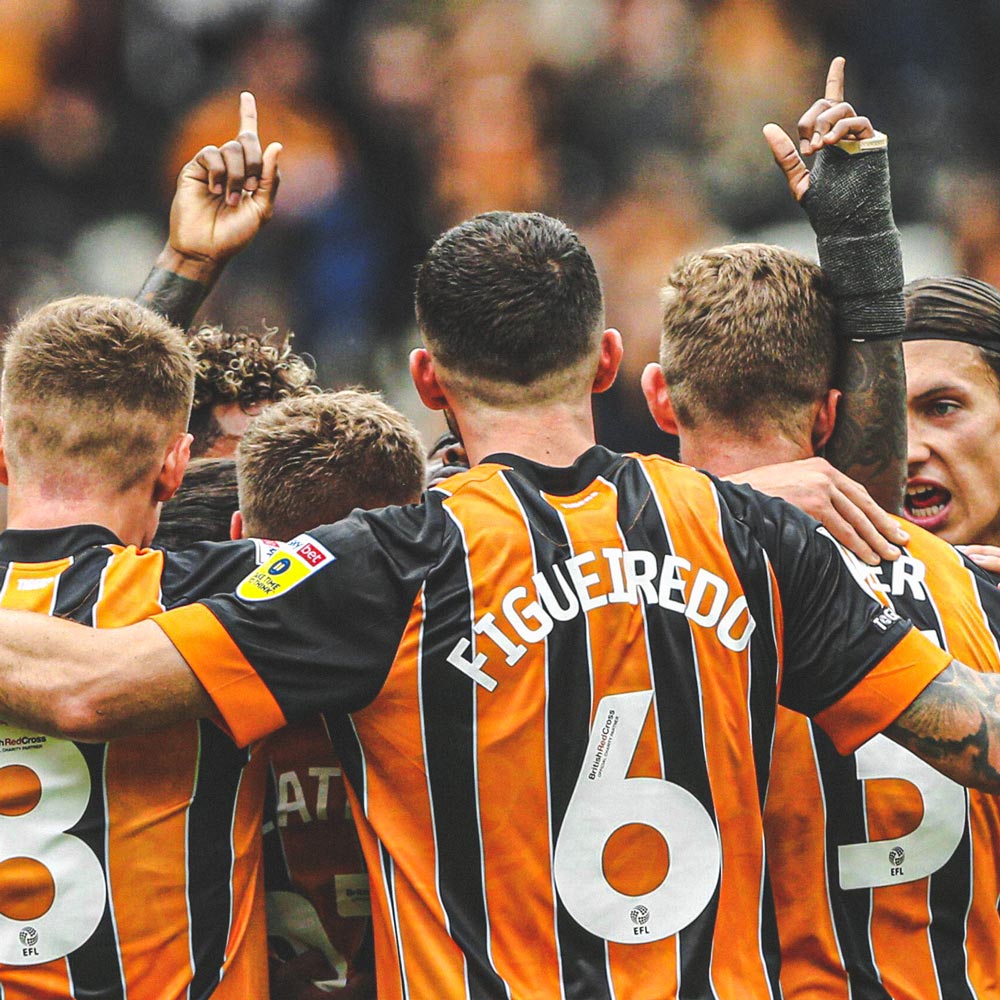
[{"left": 553, "top": 690, "right": 721, "bottom": 943}]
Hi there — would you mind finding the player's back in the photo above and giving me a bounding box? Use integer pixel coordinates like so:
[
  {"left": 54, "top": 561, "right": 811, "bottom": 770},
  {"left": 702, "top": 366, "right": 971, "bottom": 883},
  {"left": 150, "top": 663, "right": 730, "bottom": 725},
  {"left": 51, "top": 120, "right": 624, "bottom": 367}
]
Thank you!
[
  {"left": 764, "top": 517, "right": 1000, "bottom": 999},
  {"left": 304, "top": 448, "right": 934, "bottom": 999},
  {"left": 0, "top": 525, "right": 267, "bottom": 1000}
]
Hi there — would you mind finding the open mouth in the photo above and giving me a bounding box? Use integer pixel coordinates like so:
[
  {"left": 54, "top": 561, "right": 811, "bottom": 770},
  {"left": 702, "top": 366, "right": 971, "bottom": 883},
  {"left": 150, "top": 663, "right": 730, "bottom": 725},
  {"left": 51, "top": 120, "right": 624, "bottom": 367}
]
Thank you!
[{"left": 904, "top": 482, "right": 952, "bottom": 524}]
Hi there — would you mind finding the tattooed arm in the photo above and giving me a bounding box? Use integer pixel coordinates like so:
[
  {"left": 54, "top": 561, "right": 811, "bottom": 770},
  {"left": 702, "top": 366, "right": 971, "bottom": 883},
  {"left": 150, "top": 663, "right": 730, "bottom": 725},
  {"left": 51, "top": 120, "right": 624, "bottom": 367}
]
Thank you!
[
  {"left": 824, "top": 339, "right": 906, "bottom": 514},
  {"left": 885, "top": 662, "right": 1000, "bottom": 792},
  {"left": 764, "top": 56, "right": 906, "bottom": 512},
  {"left": 136, "top": 92, "right": 281, "bottom": 329}
]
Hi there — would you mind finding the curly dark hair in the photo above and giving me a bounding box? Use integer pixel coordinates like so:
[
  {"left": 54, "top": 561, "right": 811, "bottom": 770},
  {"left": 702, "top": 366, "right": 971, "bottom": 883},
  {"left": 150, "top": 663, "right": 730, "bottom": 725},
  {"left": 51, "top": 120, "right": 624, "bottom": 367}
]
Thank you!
[{"left": 187, "top": 324, "right": 318, "bottom": 457}]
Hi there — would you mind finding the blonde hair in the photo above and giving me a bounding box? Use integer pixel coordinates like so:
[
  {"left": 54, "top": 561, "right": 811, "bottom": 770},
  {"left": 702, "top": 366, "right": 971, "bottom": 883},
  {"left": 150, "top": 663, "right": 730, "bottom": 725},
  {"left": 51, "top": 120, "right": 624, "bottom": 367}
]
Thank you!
[
  {"left": 2, "top": 295, "right": 195, "bottom": 492},
  {"left": 237, "top": 390, "right": 425, "bottom": 538},
  {"left": 660, "top": 244, "right": 835, "bottom": 436}
]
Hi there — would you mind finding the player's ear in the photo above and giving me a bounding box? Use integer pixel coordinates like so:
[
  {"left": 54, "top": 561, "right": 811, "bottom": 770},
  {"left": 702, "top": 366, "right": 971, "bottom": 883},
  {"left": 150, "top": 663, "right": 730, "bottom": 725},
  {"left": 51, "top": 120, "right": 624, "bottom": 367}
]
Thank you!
[
  {"left": 592, "top": 328, "right": 623, "bottom": 394},
  {"left": 812, "top": 388, "right": 841, "bottom": 451},
  {"left": 641, "top": 362, "right": 679, "bottom": 434},
  {"left": 230, "top": 510, "right": 245, "bottom": 540},
  {"left": 0, "top": 418, "right": 9, "bottom": 487},
  {"left": 410, "top": 348, "right": 449, "bottom": 411},
  {"left": 153, "top": 432, "right": 193, "bottom": 503}
]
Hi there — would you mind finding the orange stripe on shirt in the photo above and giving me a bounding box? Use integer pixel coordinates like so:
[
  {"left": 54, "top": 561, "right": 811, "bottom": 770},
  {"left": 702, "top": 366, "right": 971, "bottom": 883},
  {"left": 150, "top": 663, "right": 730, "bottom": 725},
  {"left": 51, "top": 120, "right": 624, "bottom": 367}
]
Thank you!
[
  {"left": 351, "top": 595, "right": 468, "bottom": 1000},
  {"left": 814, "top": 628, "right": 951, "bottom": 754},
  {"left": 764, "top": 708, "right": 851, "bottom": 1000},
  {"left": 0, "top": 558, "right": 72, "bottom": 612},
  {"left": 153, "top": 603, "right": 287, "bottom": 746},
  {"left": 550, "top": 477, "right": 681, "bottom": 998},
  {"left": 96, "top": 548, "right": 198, "bottom": 997},
  {"left": 656, "top": 469, "right": 772, "bottom": 997},
  {"left": 460, "top": 482, "right": 565, "bottom": 998}
]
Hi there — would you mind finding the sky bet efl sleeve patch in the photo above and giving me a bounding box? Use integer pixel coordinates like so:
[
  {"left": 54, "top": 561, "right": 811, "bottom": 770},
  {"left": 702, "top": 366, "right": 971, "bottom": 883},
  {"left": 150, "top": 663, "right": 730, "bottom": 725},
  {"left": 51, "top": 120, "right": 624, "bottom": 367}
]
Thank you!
[{"left": 237, "top": 533, "right": 335, "bottom": 602}]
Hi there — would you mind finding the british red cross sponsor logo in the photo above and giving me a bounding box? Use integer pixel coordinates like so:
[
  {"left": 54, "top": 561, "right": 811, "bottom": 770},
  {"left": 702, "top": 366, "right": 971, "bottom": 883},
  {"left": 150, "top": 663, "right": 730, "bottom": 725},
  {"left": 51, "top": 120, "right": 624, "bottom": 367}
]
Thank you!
[{"left": 298, "top": 542, "right": 327, "bottom": 567}]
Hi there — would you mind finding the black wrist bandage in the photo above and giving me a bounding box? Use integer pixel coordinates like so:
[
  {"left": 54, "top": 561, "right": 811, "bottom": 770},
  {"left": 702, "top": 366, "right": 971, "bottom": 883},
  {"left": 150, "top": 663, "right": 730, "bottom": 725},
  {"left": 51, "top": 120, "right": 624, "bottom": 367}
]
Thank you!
[
  {"left": 136, "top": 267, "right": 210, "bottom": 330},
  {"left": 801, "top": 145, "right": 904, "bottom": 341}
]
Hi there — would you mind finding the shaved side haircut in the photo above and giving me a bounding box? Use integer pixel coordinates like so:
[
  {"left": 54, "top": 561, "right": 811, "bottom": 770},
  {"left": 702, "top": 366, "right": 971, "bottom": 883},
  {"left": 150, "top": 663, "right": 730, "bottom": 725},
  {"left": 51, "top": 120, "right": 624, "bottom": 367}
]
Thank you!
[
  {"left": 660, "top": 243, "right": 836, "bottom": 435},
  {"left": 2, "top": 295, "right": 195, "bottom": 491},
  {"left": 237, "top": 390, "right": 425, "bottom": 539},
  {"left": 414, "top": 211, "right": 605, "bottom": 404}
]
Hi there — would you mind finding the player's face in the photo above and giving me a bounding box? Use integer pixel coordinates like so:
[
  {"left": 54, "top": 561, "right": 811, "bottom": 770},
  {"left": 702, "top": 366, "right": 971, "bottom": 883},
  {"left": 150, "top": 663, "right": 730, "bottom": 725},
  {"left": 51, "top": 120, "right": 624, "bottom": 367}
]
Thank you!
[
  {"left": 203, "top": 401, "right": 266, "bottom": 459},
  {"left": 904, "top": 339, "right": 1000, "bottom": 545}
]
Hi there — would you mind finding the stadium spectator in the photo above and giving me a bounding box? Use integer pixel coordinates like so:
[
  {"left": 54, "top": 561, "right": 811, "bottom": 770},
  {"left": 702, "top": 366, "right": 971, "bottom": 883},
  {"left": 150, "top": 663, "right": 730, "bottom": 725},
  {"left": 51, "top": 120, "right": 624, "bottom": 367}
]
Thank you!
[{"left": 6, "top": 206, "right": 1000, "bottom": 1000}]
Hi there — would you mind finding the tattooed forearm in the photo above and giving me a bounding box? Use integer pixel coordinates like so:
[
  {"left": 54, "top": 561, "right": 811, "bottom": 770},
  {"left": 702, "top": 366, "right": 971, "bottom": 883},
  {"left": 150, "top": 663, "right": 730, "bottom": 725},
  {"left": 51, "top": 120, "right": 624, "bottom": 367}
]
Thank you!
[
  {"left": 824, "top": 338, "right": 906, "bottom": 514},
  {"left": 136, "top": 267, "right": 210, "bottom": 330},
  {"left": 885, "top": 662, "right": 1000, "bottom": 792}
]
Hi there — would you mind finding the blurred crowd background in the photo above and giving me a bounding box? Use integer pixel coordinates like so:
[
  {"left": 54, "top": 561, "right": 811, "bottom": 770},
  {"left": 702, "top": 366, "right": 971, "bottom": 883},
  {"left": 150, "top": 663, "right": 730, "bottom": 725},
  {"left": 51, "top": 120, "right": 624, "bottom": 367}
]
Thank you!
[{"left": 0, "top": 0, "right": 996, "bottom": 450}]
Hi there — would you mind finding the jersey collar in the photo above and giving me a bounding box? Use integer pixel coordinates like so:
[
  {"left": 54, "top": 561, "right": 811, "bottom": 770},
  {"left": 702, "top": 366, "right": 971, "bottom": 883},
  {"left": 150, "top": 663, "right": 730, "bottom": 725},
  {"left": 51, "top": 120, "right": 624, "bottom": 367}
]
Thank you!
[
  {"left": 0, "top": 524, "right": 124, "bottom": 562},
  {"left": 481, "top": 445, "right": 624, "bottom": 497}
]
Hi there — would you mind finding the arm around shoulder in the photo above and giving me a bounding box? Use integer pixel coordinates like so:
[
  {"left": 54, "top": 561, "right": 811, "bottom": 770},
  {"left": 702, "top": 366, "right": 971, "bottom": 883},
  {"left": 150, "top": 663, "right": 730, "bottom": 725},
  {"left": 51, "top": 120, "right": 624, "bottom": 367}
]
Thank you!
[{"left": 0, "top": 612, "right": 212, "bottom": 741}]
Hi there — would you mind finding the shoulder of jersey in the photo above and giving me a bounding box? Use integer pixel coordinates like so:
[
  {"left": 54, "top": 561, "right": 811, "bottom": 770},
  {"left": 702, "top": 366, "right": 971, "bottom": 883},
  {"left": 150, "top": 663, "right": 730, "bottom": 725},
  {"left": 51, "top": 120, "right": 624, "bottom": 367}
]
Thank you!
[{"left": 428, "top": 461, "right": 513, "bottom": 496}]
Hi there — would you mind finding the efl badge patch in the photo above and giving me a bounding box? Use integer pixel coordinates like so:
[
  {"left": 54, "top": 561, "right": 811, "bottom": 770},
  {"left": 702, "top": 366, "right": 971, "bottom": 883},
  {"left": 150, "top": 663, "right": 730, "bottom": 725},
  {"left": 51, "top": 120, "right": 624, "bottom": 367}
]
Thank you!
[{"left": 237, "top": 533, "right": 335, "bottom": 602}]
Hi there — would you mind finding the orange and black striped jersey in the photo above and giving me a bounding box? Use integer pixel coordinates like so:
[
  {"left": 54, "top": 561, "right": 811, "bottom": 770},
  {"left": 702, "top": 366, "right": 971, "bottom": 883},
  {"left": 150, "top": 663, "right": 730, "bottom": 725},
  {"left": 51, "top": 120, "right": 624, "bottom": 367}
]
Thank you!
[
  {"left": 0, "top": 524, "right": 268, "bottom": 1000},
  {"left": 263, "top": 716, "right": 372, "bottom": 989},
  {"left": 155, "top": 447, "right": 951, "bottom": 1000},
  {"left": 765, "top": 518, "right": 1000, "bottom": 1000}
]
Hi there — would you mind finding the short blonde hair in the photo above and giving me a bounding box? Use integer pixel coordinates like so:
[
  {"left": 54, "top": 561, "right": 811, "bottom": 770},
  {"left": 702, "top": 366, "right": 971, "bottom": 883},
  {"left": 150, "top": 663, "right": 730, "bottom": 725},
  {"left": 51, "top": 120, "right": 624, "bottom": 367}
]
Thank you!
[
  {"left": 237, "top": 390, "right": 425, "bottom": 538},
  {"left": 2, "top": 295, "right": 195, "bottom": 491},
  {"left": 660, "top": 244, "right": 835, "bottom": 436}
]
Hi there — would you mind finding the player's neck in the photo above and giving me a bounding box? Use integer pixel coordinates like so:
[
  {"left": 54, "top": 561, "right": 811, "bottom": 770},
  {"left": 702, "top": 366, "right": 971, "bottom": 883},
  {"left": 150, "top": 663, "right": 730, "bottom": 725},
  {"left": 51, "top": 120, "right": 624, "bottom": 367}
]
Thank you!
[
  {"left": 679, "top": 429, "right": 812, "bottom": 477},
  {"left": 458, "top": 398, "right": 599, "bottom": 468},
  {"left": 6, "top": 481, "right": 155, "bottom": 548}
]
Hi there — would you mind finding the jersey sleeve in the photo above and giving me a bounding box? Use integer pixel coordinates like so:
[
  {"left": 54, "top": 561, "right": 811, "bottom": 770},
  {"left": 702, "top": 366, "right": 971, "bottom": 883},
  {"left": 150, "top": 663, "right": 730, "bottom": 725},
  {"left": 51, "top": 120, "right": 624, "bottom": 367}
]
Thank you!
[
  {"left": 716, "top": 481, "right": 951, "bottom": 752},
  {"left": 153, "top": 502, "right": 441, "bottom": 745}
]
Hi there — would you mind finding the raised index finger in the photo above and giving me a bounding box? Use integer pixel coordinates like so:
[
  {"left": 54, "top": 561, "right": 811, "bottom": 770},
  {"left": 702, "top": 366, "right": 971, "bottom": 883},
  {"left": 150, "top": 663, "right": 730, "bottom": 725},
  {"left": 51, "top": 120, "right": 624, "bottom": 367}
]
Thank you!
[
  {"left": 824, "top": 56, "right": 845, "bottom": 103},
  {"left": 239, "top": 91, "right": 259, "bottom": 139},
  {"left": 238, "top": 91, "right": 262, "bottom": 190}
]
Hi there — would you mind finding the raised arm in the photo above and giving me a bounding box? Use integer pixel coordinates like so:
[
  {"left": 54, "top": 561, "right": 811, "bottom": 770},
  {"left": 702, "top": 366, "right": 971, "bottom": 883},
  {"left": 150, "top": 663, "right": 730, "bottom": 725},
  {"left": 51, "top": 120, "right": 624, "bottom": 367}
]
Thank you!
[
  {"left": 765, "top": 57, "right": 906, "bottom": 513},
  {"left": 0, "top": 614, "right": 209, "bottom": 741},
  {"left": 136, "top": 92, "right": 282, "bottom": 328}
]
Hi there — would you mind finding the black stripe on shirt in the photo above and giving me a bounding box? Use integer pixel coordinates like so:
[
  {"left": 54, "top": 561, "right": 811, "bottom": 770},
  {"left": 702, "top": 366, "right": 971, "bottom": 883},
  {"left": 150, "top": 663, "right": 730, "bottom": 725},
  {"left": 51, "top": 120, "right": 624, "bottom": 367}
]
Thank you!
[
  {"left": 503, "top": 472, "right": 612, "bottom": 1000},
  {"left": 419, "top": 508, "right": 509, "bottom": 999},
  {"left": 187, "top": 721, "right": 251, "bottom": 1000},
  {"left": 618, "top": 460, "right": 720, "bottom": 998},
  {"left": 812, "top": 724, "right": 892, "bottom": 999},
  {"left": 54, "top": 552, "right": 128, "bottom": 1000},
  {"left": 65, "top": 742, "right": 127, "bottom": 1000}
]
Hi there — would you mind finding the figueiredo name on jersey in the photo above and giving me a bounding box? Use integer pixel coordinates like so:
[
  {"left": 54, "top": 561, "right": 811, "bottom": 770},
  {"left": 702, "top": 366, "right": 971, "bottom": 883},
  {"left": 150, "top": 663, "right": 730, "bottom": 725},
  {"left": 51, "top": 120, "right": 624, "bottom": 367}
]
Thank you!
[{"left": 447, "top": 547, "right": 755, "bottom": 691}]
